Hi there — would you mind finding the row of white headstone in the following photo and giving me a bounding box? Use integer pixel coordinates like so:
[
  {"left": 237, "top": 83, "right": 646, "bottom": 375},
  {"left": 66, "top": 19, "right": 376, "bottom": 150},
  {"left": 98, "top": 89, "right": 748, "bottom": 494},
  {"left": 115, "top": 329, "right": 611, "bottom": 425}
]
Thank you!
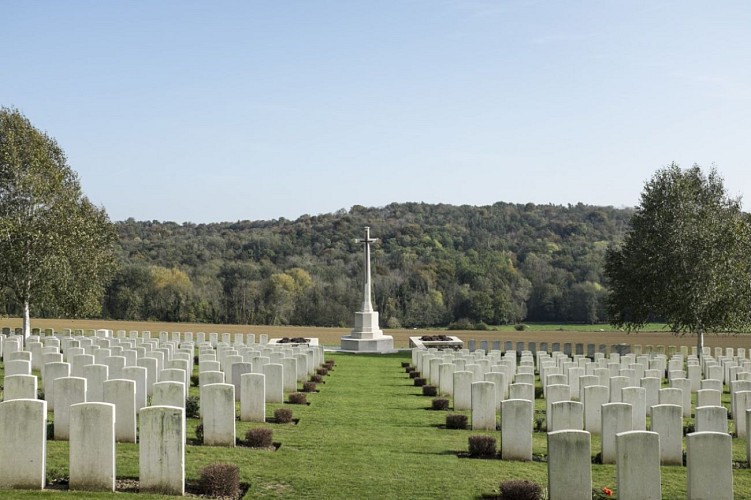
[
  {"left": 1, "top": 327, "right": 271, "bottom": 347},
  {"left": 412, "top": 347, "right": 744, "bottom": 499},
  {"left": 0, "top": 332, "right": 325, "bottom": 492}
]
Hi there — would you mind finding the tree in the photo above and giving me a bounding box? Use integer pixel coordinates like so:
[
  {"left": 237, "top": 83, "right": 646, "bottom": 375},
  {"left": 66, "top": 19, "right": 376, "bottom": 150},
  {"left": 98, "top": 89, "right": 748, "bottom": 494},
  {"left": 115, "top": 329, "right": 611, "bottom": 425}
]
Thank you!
[
  {"left": 0, "top": 108, "right": 117, "bottom": 336},
  {"left": 605, "top": 164, "right": 751, "bottom": 353}
]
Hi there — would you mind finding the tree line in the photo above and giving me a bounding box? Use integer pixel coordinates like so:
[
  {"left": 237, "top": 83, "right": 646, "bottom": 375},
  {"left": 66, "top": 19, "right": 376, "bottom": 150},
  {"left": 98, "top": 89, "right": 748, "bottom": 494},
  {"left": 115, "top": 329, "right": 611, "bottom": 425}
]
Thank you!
[{"left": 76, "top": 201, "right": 631, "bottom": 328}]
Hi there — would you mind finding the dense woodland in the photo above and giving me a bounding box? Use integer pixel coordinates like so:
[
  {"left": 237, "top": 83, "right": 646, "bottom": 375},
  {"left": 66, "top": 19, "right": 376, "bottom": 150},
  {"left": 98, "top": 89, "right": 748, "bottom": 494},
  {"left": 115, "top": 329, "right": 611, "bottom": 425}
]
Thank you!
[{"left": 7, "top": 202, "right": 635, "bottom": 328}]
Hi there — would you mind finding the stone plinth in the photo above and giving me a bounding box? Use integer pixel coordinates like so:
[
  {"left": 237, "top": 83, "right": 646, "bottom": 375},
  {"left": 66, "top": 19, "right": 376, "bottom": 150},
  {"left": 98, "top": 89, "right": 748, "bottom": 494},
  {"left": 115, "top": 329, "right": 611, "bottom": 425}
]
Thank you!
[{"left": 409, "top": 336, "right": 464, "bottom": 350}]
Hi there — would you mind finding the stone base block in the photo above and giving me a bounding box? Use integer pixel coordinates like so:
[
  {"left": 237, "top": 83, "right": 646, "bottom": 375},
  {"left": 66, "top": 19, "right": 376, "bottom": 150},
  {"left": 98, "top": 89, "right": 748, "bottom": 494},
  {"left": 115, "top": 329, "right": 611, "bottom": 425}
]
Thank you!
[{"left": 340, "top": 336, "right": 396, "bottom": 353}]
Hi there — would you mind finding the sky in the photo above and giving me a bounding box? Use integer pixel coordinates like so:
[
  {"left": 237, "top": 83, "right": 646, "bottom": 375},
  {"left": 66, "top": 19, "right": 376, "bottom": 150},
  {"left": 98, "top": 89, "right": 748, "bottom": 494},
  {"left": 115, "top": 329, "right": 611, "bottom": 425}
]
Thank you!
[{"left": 3, "top": 1, "right": 751, "bottom": 224}]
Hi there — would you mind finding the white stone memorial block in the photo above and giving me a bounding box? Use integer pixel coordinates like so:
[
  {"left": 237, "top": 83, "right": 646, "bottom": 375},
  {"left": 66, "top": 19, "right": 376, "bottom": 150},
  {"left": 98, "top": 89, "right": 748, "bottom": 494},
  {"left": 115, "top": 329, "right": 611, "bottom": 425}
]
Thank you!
[
  {"left": 508, "top": 382, "right": 534, "bottom": 402},
  {"left": 202, "top": 383, "right": 236, "bottom": 446},
  {"left": 735, "top": 390, "right": 751, "bottom": 438},
  {"left": 439, "top": 363, "right": 455, "bottom": 397},
  {"left": 82, "top": 363, "right": 108, "bottom": 403},
  {"left": 650, "top": 404, "right": 683, "bottom": 465},
  {"left": 471, "top": 381, "right": 496, "bottom": 431},
  {"left": 640, "top": 377, "right": 660, "bottom": 415},
  {"left": 136, "top": 356, "right": 158, "bottom": 397},
  {"left": 550, "top": 400, "right": 584, "bottom": 431},
  {"left": 670, "top": 378, "right": 692, "bottom": 417},
  {"left": 578, "top": 374, "right": 599, "bottom": 400},
  {"left": 281, "top": 357, "right": 298, "bottom": 393},
  {"left": 103, "top": 379, "right": 136, "bottom": 443},
  {"left": 696, "top": 388, "right": 722, "bottom": 408},
  {"left": 0, "top": 399, "right": 47, "bottom": 489},
  {"left": 199, "top": 370, "right": 224, "bottom": 386},
  {"left": 687, "top": 432, "right": 732, "bottom": 500},
  {"left": 453, "top": 371, "right": 472, "bottom": 411},
  {"left": 152, "top": 381, "right": 186, "bottom": 408},
  {"left": 53, "top": 376, "right": 87, "bottom": 440},
  {"left": 547, "top": 430, "right": 591, "bottom": 500},
  {"left": 601, "top": 402, "right": 633, "bottom": 464},
  {"left": 545, "top": 384, "right": 570, "bottom": 431},
  {"left": 43, "top": 361, "right": 71, "bottom": 410},
  {"left": 71, "top": 353, "right": 95, "bottom": 378},
  {"left": 483, "top": 372, "right": 505, "bottom": 410},
  {"left": 621, "top": 386, "right": 647, "bottom": 430},
  {"left": 139, "top": 406, "right": 185, "bottom": 496},
  {"left": 501, "top": 398, "right": 533, "bottom": 461},
  {"left": 122, "top": 366, "right": 148, "bottom": 411},
  {"left": 658, "top": 387, "right": 683, "bottom": 407},
  {"left": 3, "top": 374, "right": 37, "bottom": 401},
  {"left": 583, "top": 385, "right": 608, "bottom": 435},
  {"left": 609, "top": 376, "right": 628, "bottom": 403},
  {"left": 695, "top": 405, "right": 728, "bottom": 433},
  {"left": 616, "top": 431, "right": 661, "bottom": 500},
  {"left": 69, "top": 402, "right": 115, "bottom": 492},
  {"left": 428, "top": 358, "right": 442, "bottom": 386},
  {"left": 5, "top": 359, "right": 31, "bottom": 376},
  {"left": 103, "top": 356, "right": 126, "bottom": 379},
  {"left": 159, "top": 368, "right": 186, "bottom": 386},
  {"left": 263, "top": 363, "right": 284, "bottom": 403},
  {"left": 240, "top": 373, "right": 266, "bottom": 422},
  {"left": 200, "top": 360, "right": 221, "bottom": 373},
  {"left": 230, "top": 362, "right": 253, "bottom": 401}
]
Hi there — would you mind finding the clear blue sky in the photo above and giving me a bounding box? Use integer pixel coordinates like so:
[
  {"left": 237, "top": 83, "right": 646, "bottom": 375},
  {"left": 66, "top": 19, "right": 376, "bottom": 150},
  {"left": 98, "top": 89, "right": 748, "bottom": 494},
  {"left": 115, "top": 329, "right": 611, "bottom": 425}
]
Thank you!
[{"left": 3, "top": 1, "right": 750, "bottom": 223}]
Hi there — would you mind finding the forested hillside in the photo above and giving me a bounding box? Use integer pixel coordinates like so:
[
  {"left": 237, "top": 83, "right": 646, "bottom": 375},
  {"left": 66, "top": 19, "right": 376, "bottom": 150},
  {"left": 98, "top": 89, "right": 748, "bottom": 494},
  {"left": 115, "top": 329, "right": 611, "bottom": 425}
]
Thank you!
[{"left": 16, "top": 202, "right": 635, "bottom": 328}]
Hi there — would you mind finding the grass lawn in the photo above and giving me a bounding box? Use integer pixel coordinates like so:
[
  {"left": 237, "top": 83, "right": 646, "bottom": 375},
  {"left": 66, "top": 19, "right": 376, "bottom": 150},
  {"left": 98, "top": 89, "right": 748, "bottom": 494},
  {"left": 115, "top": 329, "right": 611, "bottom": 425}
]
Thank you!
[{"left": 2, "top": 350, "right": 751, "bottom": 498}]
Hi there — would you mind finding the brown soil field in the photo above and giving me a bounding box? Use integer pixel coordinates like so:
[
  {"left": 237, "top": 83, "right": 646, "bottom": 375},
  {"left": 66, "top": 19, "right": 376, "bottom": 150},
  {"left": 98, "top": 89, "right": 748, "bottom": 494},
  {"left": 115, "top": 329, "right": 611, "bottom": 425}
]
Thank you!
[{"left": 3, "top": 317, "right": 751, "bottom": 350}]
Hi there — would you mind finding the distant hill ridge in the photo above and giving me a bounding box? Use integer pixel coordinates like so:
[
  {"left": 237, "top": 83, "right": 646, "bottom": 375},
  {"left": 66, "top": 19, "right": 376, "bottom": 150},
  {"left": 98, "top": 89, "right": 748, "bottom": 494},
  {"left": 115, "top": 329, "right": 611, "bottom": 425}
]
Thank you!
[{"left": 36, "top": 201, "right": 637, "bottom": 327}]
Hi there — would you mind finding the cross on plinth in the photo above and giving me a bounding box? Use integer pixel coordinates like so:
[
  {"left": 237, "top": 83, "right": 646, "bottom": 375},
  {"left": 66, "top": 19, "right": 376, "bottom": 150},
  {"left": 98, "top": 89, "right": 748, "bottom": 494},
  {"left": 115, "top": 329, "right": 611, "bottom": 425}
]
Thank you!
[
  {"left": 355, "top": 226, "right": 377, "bottom": 313},
  {"left": 340, "top": 226, "right": 393, "bottom": 352}
]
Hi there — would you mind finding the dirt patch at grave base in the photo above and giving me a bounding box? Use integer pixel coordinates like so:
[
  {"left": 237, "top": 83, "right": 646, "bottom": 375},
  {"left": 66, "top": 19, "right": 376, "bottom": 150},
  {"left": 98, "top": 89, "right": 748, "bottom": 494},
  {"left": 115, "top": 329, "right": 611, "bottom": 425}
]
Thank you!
[{"left": 48, "top": 477, "right": 251, "bottom": 498}]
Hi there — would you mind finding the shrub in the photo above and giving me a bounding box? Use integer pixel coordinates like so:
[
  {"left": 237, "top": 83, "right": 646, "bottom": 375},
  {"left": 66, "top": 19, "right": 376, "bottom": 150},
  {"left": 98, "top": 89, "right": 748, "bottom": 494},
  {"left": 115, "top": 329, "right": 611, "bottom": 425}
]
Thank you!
[
  {"left": 401, "top": 362, "right": 411, "bottom": 368},
  {"left": 310, "top": 374, "right": 323, "bottom": 383},
  {"left": 198, "top": 463, "right": 240, "bottom": 499},
  {"left": 289, "top": 392, "right": 308, "bottom": 405},
  {"left": 190, "top": 374, "right": 200, "bottom": 387},
  {"left": 386, "top": 316, "right": 402, "bottom": 329},
  {"left": 185, "top": 396, "right": 200, "bottom": 419},
  {"left": 245, "top": 427, "right": 273, "bottom": 448},
  {"left": 414, "top": 377, "right": 427, "bottom": 387},
  {"left": 422, "top": 385, "right": 437, "bottom": 396},
  {"left": 514, "top": 324, "right": 528, "bottom": 331},
  {"left": 316, "top": 367, "right": 328, "bottom": 376},
  {"left": 195, "top": 423, "right": 204, "bottom": 443},
  {"left": 431, "top": 398, "right": 449, "bottom": 410},
  {"left": 405, "top": 366, "right": 415, "bottom": 373},
  {"left": 473, "top": 321, "right": 489, "bottom": 331},
  {"left": 409, "top": 371, "right": 421, "bottom": 379},
  {"left": 445, "top": 413, "right": 468, "bottom": 429},
  {"left": 324, "top": 360, "right": 335, "bottom": 368},
  {"left": 274, "top": 408, "right": 293, "bottom": 424},
  {"left": 683, "top": 421, "right": 695, "bottom": 435},
  {"left": 302, "top": 382, "right": 317, "bottom": 393},
  {"left": 447, "top": 318, "right": 474, "bottom": 330},
  {"left": 499, "top": 479, "right": 543, "bottom": 500},
  {"left": 534, "top": 385, "right": 544, "bottom": 399},
  {"left": 468, "top": 435, "right": 497, "bottom": 458}
]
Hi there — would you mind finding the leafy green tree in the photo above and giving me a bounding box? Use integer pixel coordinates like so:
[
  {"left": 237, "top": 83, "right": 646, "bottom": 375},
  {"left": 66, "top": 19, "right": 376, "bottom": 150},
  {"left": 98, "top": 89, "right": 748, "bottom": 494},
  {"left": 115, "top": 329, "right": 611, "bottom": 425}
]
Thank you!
[
  {"left": 605, "top": 164, "right": 751, "bottom": 352},
  {"left": 0, "top": 108, "right": 117, "bottom": 336}
]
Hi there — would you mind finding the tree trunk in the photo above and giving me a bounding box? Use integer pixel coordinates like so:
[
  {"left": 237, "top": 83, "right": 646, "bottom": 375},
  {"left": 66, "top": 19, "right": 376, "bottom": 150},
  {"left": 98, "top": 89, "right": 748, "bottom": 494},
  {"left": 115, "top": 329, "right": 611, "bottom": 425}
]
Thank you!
[
  {"left": 22, "top": 300, "right": 31, "bottom": 338},
  {"left": 697, "top": 330, "right": 704, "bottom": 360}
]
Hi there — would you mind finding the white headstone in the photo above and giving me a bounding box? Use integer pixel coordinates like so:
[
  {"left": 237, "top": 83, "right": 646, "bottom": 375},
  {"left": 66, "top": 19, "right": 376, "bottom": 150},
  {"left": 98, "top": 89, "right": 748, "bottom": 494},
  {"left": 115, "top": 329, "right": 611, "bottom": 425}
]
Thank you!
[
  {"left": 69, "top": 402, "right": 115, "bottom": 492},
  {"left": 139, "top": 406, "right": 185, "bottom": 495}
]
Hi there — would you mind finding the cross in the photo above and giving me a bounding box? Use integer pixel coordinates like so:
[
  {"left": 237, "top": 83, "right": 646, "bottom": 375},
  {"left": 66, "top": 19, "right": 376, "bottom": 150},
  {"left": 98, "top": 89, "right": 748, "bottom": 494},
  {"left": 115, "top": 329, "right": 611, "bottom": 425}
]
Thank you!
[{"left": 355, "top": 226, "right": 378, "bottom": 312}]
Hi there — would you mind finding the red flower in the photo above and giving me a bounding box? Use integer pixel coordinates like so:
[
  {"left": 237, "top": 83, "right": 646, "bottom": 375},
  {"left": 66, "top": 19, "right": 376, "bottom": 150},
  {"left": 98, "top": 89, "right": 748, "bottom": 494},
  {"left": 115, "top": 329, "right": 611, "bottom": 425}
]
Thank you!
[{"left": 602, "top": 487, "right": 613, "bottom": 496}]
